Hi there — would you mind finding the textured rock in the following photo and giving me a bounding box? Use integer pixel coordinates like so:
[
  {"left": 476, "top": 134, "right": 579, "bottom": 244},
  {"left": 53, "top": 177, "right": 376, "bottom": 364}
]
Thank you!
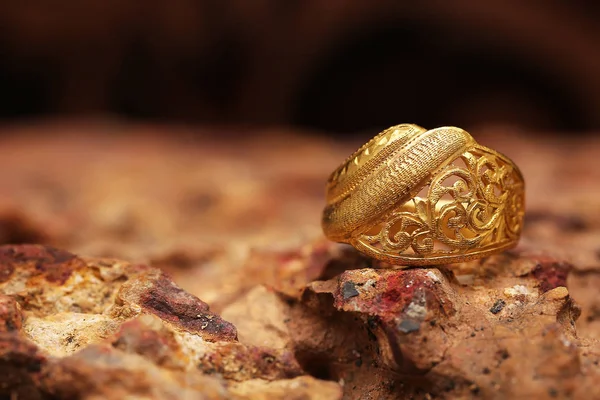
[
  {"left": 223, "top": 249, "right": 600, "bottom": 399},
  {"left": 0, "top": 245, "right": 338, "bottom": 399},
  {"left": 0, "top": 125, "right": 599, "bottom": 399},
  {"left": 0, "top": 295, "right": 22, "bottom": 332},
  {"left": 0, "top": 333, "right": 46, "bottom": 399},
  {"left": 40, "top": 345, "right": 230, "bottom": 400},
  {"left": 229, "top": 376, "right": 343, "bottom": 400}
]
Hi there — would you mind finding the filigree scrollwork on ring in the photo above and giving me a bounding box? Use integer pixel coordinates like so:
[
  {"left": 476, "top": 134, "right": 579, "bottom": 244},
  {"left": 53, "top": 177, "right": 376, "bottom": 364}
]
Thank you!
[
  {"left": 356, "top": 150, "right": 523, "bottom": 261},
  {"left": 322, "top": 124, "right": 525, "bottom": 266}
]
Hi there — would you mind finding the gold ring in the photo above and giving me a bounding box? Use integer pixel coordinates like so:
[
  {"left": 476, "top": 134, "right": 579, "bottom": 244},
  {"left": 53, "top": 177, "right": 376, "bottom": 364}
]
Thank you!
[{"left": 322, "top": 124, "right": 525, "bottom": 266}]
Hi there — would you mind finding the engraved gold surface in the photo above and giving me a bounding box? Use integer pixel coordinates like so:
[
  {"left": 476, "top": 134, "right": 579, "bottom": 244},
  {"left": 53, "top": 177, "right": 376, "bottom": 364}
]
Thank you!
[{"left": 322, "top": 124, "right": 525, "bottom": 266}]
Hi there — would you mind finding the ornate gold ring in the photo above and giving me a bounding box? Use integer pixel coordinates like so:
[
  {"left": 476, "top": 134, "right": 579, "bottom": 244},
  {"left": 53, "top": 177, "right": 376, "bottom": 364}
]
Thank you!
[{"left": 322, "top": 124, "right": 525, "bottom": 266}]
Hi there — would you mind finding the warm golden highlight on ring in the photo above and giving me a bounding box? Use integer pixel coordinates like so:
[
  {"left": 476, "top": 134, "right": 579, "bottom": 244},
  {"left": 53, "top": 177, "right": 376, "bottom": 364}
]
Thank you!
[{"left": 322, "top": 124, "right": 525, "bottom": 266}]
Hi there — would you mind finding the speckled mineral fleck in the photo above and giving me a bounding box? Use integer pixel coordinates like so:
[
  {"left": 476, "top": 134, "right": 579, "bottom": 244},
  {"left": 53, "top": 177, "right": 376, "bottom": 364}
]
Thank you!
[{"left": 504, "top": 284, "right": 534, "bottom": 298}]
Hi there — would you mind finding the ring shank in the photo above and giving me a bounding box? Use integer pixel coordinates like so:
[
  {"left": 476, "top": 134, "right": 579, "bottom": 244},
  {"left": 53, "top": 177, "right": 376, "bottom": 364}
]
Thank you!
[{"left": 322, "top": 125, "right": 525, "bottom": 266}]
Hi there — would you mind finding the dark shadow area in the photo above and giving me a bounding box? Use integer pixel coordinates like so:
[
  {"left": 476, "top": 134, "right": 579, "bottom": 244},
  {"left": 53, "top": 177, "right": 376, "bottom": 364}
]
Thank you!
[{"left": 293, "top": 23, "right": 587, "bottom": 134}]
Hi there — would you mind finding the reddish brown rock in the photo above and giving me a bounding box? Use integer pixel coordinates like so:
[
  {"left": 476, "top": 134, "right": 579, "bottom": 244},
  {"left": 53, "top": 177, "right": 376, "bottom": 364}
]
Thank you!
[
  {"left": 229, "top": 376, "right": 343, "bottom": 400},
  {"left": 531, "top": 258, "right": 573, "bottom": 293},
  {"left": 197, "top": 342, "right": 303, "bottom": 381},
  {"left": 0, "top": 333, "right": 46, "bottom": 400},
  {"left": 324, "top": 267, "right": 456, "bottom": 372},
  {"left": 0, "top": 244, "right": 339, "bottom": 399},
  {"left": 0, "top": 245, "right": 85, "bottom": 285},
  {"left": 40, "top": 345, "right": 230, "bottom": 400},
  {"left": 221, "top": 286, "right": 291, "bottom": 349},
  {"left": 115, "top": 269, "right": 237, "bottom": 342},
  {"left": 110, "top": 316, "right": 189, "bottom": 370},
  {"left": 0, "top": 126, "right": 599, "bottom": 399},
  {"left": 226, "top": 251, "right": 596, "bottom": 399},
  {"left": 0, "top": 295, "right": 22, "bottom": 332}
]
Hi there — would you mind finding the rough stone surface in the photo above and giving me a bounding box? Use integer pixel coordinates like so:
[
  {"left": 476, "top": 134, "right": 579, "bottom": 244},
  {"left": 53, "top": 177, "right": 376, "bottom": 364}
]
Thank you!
[
  {"left": 0, "top": 245, "right": 331, "bottom": 399},
  {"left": 0, "top": 125, "right": 599, "bottom": 399}
]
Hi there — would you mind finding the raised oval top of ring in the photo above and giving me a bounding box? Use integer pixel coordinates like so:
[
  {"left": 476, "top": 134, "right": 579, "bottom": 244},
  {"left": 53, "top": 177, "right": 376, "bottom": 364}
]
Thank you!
[{"left": 322, "top": 124, "right": 525, "bottom": 266}]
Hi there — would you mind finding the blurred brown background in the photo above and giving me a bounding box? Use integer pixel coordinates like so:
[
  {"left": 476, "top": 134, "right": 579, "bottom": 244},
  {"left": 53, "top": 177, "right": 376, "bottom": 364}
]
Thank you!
[{"left": 1, "top": 1, "right": 599, "bottom": 134}]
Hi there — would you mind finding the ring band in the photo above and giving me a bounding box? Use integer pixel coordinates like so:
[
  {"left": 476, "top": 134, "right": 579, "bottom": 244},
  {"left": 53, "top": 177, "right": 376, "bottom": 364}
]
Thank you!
[{"left": 322, "top": 124, "right": 525, "bottom": 266}]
